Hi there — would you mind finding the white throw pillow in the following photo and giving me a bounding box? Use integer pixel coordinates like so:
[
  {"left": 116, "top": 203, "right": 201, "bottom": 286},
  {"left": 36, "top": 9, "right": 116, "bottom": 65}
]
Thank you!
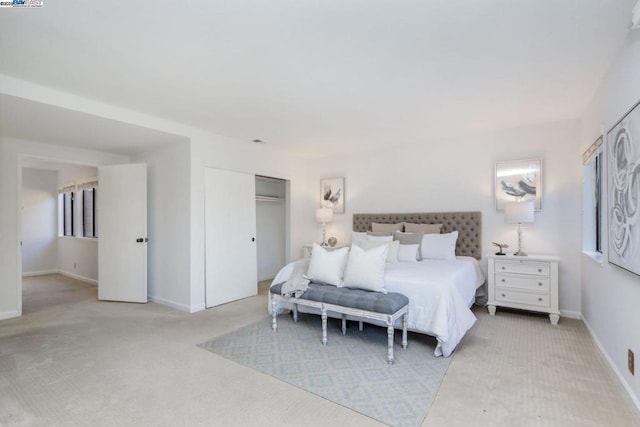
[
  {"left": 358, "top": 239, "right": 399, "bottom": 262},
  {"left": 351, "top": 231, "right": 367, "bottom": 247},
  {"left": 397, "top": 244, "right": 420, "bottom": 262},
  {"left": 366, "top": 234, "right": 393, "bottom": 242},
  {"left": 306, "top": 243, "right": 349, "bottom": 286},
  {"left": 420, "top": 231, "right": 459, "bottom": 261},
  {"left": 343, "top": 244, "right": 388, "bottom": 292}
]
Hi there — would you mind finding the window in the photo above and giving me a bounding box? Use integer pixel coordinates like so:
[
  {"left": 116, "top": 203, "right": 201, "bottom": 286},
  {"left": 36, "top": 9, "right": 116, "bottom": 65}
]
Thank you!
[
  {"left": 62, "top": 191, "right": 74, "bottom": 237},
  {"left": 58, "top": 179, "right": 98, "bottom": 238},
  {"left": 594, "top": 152, "right": 603, "bottom": 253},
  {"left": 582, "top": 137, "right": 603, "bottom": 256},
  {"left": 82, "top": 188, "right": 97, "bottom": 238}
]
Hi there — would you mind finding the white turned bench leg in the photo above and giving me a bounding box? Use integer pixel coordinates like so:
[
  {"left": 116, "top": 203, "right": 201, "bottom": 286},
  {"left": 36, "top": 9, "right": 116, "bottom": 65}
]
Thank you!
[
  {"left": 402, "top": 313, "right": 408, "bottom": 350},
  {"left": 387, "top": 322, "right": 395, "bottom": 364},
  {"left": 341, "top": 313, "right": 347, "bottom": 335},
  {"left": 321, "top": 308, "right": 328, "bottom": 346},
  {"left": 271, "top": 295, "right": 277, "bottom": 331}
]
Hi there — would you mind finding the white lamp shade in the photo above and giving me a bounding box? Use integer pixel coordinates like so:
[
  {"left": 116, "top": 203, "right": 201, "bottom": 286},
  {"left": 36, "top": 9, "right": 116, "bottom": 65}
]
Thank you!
[
  {"left": 504, "top": 201, "right": 534, "bottom": 223},
  {"left": 315, "top": 207, "right": 334, "bottom": 223}
]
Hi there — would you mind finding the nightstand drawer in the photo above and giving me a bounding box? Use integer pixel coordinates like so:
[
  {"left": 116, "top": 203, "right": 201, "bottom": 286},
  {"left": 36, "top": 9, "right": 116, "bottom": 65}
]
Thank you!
[
  {"left": 495, "top": 274, "right": 549, "bottom": 291},
  {"left": 495, "top": 288, "right": 550, "bottom": 307},
  {"left": 494, "top": 261, "right": 549, "bottom": 276}
]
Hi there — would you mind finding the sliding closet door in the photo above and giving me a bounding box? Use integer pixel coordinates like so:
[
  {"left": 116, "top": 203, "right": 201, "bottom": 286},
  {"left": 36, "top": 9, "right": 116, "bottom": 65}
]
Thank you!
[{"left": 205, "top": 168, "right": 257, "bottom": 307}]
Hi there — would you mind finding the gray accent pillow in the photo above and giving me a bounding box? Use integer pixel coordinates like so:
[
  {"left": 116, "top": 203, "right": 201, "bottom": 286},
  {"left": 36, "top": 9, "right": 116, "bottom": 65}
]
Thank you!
[
  {"left": 394, "top": 231, "right": 424, "bottom": 260},
  {"left": 371, "top": 222, "right": 404, "bottom": 233},
  {"left": 403, "top": 222, "right": 443, "bottom": 234}
]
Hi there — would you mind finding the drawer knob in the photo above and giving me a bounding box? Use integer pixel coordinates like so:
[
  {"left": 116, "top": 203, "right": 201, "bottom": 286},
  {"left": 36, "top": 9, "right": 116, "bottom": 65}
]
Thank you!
[
  {"left": 538, "top": 298, "right": 543, "bottom": 302},
  {"left": 501, "top": 279, "right": 506, "bottom": 283},
  {"left": 501, "top": 293, "right": 506, "bottom": 297},
  {"left": 538, "top": 282, "right": 542, "bottom": 286},
  {"left": 538, "top": 269, "right": 542, "bottom": 272},
  {"left": 501, "top": 266, "right": 505, "bottom": 270}
]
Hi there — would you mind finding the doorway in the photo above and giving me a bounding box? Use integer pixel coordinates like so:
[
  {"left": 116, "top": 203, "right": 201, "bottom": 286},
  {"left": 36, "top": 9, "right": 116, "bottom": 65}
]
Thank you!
[
  {"left": 21, "top": 158, "right": 99, "bottom": 314},
  {"left": 255, "top": 175, "right": 287, "bottom": 283}
]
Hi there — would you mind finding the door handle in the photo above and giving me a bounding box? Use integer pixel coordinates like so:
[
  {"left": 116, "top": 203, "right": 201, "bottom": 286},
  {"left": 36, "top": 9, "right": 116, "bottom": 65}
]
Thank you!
[
  {"left": 251, "top": 237, "right": 255, "bottom": 242},
  {"left": 136, "top": 238, "right": 148, "bottom": 243}
]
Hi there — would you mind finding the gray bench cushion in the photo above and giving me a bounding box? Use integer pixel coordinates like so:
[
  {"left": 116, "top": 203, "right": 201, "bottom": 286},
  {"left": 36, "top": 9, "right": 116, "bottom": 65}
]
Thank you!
[{"left": 271, "top": 282, "right": 409, "bottom": 315}]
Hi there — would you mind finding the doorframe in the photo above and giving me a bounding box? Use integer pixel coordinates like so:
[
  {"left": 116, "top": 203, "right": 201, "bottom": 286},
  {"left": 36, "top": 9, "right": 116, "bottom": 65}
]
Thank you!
[{"left": 16, "top": 154, "right": 100, "bottom": 317}]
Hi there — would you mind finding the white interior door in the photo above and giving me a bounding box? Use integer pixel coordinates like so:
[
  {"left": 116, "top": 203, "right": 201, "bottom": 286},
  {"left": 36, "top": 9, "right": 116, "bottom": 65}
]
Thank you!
[
  {"left": 98, "top": 164, "right": 147, "bottom": 303},
  {"left": 205, "top": 168, "right": 257, "bottom": 307}
]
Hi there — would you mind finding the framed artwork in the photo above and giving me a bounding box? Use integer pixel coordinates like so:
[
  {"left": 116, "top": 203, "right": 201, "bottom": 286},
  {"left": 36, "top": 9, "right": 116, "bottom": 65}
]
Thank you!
[
  {"left": 495, "top": 159, "right": 542, "bottom": 211},
  {"left": 607, "top": 99, "right": 640, "bottom": 276},
  {"left": 320, "top": 177, "right": 344, "bottom": 213}
]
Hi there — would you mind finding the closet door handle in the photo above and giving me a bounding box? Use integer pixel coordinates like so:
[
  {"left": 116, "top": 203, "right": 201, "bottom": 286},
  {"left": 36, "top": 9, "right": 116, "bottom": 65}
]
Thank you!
[{"left": 251, "top": 237, "right": 255, "bottom": 242}]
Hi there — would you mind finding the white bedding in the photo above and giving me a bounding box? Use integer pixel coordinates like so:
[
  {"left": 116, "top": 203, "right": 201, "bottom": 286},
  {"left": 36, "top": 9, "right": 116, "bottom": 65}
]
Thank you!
[{"left": 269, "top": 256, "right": 485, "bottom": 357}]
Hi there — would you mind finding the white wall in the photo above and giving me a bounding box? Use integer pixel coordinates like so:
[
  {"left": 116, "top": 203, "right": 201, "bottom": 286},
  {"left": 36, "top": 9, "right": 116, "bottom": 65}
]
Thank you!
[
  {"left": 0, "top": 138, "right": 129, "bottom": 320},
  {"left": 580, "top": 30, "right": 640, "bottom": 406},
  {"left": 134, "top": 141, "right": 192, "bottom": 311},
  {"left": 306, "top": 119, "right": 583, "bottom": 316},
  {"left": 57, "top": 164, "right": 99, "bottom": 284},
  {"left": 256, "top": 177, "right": 287, "bottom": 281},
  {"left": 21, "top": 168, "right": 58, "bottom": 275},
  {"left": 58, "top": 238, "right": 98, "bottom": 284}
]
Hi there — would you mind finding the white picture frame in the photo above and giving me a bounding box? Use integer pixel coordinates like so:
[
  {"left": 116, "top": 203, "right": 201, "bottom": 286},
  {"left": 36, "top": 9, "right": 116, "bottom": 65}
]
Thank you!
[
  {"left": 495, "top": 159, "right": 542, "bottom": 211},
  {"left": 607, "top": 99, "right": 640, "bottom": 276},
  {"left": 320, "top": 177, "right": 344, "bottom": 213}
]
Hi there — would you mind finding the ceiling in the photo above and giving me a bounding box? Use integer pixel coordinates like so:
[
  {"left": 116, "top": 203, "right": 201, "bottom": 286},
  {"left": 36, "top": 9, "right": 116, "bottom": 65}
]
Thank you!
[
  {"left": 0, "top": 94, "right": 186, "bottom": 156},
  {"left": 0, "top": 1, "right": 637, "bottom": 158}
]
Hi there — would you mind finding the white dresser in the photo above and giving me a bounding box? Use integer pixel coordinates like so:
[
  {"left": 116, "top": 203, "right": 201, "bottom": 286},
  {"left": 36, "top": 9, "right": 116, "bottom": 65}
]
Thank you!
[{"left": 487, "top": 254, "right": 560, "bottom": 325}]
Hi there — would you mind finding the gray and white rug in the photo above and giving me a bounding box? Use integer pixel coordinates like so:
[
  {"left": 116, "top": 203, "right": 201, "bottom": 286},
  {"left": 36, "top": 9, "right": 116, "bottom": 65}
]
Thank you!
[{"left": 198, "top": 313, "right": 451, "bottom": 427}]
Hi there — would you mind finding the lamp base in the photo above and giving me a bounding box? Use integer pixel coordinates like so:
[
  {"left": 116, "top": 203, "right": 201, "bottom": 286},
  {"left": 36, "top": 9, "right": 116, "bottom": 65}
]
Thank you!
[{"left": 513, "top": 250, "right": 528, "bottom": 257}]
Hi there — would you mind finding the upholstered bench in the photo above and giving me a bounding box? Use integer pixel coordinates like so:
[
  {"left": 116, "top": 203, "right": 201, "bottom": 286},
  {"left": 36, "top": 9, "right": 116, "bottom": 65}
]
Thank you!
[{"left": 270, "top": 282, "right": 409, "bottom": 364}]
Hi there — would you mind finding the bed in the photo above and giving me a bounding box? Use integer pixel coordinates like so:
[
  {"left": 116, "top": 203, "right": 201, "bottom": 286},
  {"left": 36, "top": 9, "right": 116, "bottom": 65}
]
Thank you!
[{"left": 269, "top": 211, "right": 485, "bottom": 357}]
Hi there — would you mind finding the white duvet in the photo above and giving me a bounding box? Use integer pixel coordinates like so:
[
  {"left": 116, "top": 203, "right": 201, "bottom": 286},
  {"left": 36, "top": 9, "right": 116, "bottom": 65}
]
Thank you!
[{"left": 269, "top": 256, "right": 485, "bottom": 357}]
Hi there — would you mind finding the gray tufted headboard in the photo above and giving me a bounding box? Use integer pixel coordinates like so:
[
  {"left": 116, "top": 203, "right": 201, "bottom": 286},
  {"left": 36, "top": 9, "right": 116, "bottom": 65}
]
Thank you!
[{"left": 353, "top": 211, "right": 482, "bottom": 260}]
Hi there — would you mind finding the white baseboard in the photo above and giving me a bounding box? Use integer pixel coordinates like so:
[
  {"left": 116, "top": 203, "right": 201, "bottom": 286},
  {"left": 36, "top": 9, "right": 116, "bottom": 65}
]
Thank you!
[
  {"left": 0, "top": 310, "right": 20, "bottom": 321},
  {"left": 58, "top": 270, "right": 98, "bottom": 286},
  {"left": 560, "top": 309, "right": 581, "bottom": 320},
  {"left": 189, "top": 303, "right": 206, "bottom": 313},
  {"left": 582, "top": 316, "right": 640, "bottom": 412},
  {"left": 22, "top": 269, "right": 58, "bottom": 277},
  {"left": 149, "top": 295, "right": 198, "bottom": 313}
]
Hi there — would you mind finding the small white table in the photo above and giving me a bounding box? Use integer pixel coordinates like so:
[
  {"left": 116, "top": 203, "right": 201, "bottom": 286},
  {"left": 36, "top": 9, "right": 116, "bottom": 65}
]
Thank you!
[{"left": 487, "top": 254, "right": 560, "bottom": 325}]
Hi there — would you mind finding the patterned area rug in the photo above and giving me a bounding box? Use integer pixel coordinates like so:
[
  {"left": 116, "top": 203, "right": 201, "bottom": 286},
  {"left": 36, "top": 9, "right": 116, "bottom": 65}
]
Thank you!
[{"left": 198, "top": 313, "right": 451, "bottom": 427}]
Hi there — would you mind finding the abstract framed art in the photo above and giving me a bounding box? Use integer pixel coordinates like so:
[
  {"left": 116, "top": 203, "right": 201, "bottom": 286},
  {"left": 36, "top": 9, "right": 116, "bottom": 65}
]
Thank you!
[
  {"left": 495, "top": 159, "right": 542, "bottom": 211},
  {"left": 320, "top": 177, "right": 344, "bottom": 213},
  {"left": 607, "top": 99, "right": 640, "bottom": 276}
]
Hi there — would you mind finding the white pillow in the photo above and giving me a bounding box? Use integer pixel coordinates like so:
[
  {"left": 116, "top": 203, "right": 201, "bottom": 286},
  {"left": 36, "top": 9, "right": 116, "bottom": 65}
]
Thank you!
[
  {"left": 351, "top": 231, "right": 367, "bottom": 246},
  {"left": 358, "top": 239, "right": 399, "bottom": 262},
  {"left": 420, "top": 231, "right": 459, "bottom": 261},
  {"left": 397, "top": 244, "right": 420, "bottom": 262},
  {"left": 306, "top": 243, "right": 349, "bottom": 286},
  {"left": 366, "top": 234, "right": 393, "bottom": 242},
  {"left": 343, "top": 244, "right": 388, "bottom": 292}
]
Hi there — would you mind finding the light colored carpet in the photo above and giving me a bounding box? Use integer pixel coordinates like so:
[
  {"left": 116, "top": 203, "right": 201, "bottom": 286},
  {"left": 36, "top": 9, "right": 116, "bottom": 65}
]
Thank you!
[
  {"left": 199, "top": 313, "right": 450, "bottom": 427},
  {"left": 1, "top": 274, "right": 639, "bottom": 427}
]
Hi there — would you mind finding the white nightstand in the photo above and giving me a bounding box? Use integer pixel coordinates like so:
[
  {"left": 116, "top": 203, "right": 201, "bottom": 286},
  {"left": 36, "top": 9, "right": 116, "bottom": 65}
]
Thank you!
[
  {"left": 302, "top": 243, "right": 349, "bottom": 258},
  {"left": 487, "top": 254, "right": 560, "bottom": 325}
]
